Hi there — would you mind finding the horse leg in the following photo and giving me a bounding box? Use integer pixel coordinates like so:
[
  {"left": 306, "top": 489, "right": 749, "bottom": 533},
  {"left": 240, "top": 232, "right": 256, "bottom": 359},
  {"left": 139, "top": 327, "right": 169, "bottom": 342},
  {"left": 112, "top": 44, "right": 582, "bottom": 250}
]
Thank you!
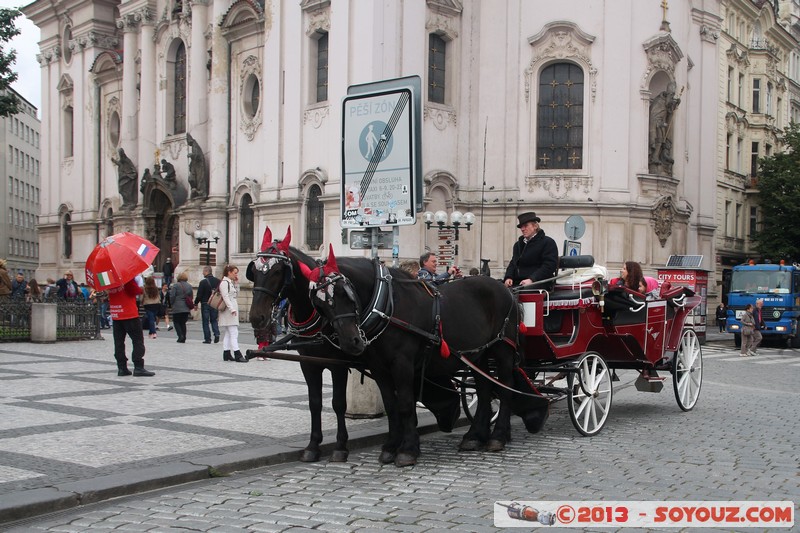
[
  {"left": 300, "top": 362, "right": 324, "bottom": 462},
  {"left": 393, "top": 371, "right": 421, "bottom": 467},
  {"left": 487, "top": 348, "right": 515, "bottom": 452},
  {"left": 370, "top": 369, "right": 402, "bottom": 465},
  {"left": 328, "top": 366, "right": 350, "bottom": 462},
  {"left": 459, "top": 368, "right": 494, "bottom": 451}
]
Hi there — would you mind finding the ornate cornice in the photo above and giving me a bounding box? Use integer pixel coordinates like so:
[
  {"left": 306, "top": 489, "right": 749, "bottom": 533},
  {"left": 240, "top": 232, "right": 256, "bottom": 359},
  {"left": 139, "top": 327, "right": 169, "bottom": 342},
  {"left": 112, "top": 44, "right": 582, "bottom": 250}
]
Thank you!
[
  {"left": 642, "top": 32, "right": 684, "bottom": 86},
  {"left": 525, "top": 21, "right": 597, "bottom": 103},
  {"left": 37, "top": 45, "right": 61, "bottom": 65},
  {"left": 301, "top": 0, "right": 330, "bottom": 13},
  {"left": 71, "top": 31, "right": 119, "bottom": 52},
  {"left": 424, "top": 104, "right": 457, "bottom": 130},
  {"left": 426, "top": 0, "right": 463, "bottom": 17},
  {"left": 526, "top": 175, "right": 592, "bottom": 199},
  {"left": 726, "top": 43, "right": 750, "bottom": 68}
]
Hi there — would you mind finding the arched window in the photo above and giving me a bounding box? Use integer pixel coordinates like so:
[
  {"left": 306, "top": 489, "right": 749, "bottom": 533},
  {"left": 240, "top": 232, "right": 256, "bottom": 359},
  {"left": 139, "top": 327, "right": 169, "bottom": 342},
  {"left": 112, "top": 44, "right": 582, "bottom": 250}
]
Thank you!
[
  {"left": 62, "top": 212, "right": 72, "bottom": 259},
  {"left": 239, "top": 194, "right": 254, "bottom": 254},
  {"left": 306, "top": 185, "right": 323, "bottom": 250},
  {"left": 536, "top": 62, "right": 584, "bottom": 170},
  {"left": 314, "top": 32, "right": 329, "bottom": 103},
  {"left": 428, "top": 33, "right": 447, "bottom": 104},
  {"left": 173, "top": 42, "right": 187, "bottom": 134}
]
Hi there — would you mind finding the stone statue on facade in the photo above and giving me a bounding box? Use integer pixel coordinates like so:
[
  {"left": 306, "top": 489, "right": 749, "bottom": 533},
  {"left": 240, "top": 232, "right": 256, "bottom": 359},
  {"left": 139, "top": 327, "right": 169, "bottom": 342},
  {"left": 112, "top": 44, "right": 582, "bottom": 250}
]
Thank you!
[
  {"left": 140, "top": 168, "right": 151, "bottom": 193},
  {"left": 112, "top": 147, "right": 138, "bottom": 209},
  {"left": 160, "top": 159, "right": 177, "bottom": 189},
  {"left": 186, "top": 133, "right": 208, "bottom": 199},
  {"left": 648, "top": 81, "right": 681, "bottom": 175}
]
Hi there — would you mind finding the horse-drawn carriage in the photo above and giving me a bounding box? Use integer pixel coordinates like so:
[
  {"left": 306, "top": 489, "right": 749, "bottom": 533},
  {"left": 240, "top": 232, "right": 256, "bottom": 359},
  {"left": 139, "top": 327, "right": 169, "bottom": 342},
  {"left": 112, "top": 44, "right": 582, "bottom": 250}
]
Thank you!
[{"left": 247, "top": 227, "right": 703, "bottom": 466}]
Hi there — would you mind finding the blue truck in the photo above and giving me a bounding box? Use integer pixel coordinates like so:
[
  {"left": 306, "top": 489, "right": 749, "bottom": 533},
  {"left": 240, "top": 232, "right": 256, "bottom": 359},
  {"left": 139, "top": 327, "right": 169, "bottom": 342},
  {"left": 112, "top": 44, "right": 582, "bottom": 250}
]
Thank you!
[{"left": 725, "top": 262, "right": 800, "bottom": 348}]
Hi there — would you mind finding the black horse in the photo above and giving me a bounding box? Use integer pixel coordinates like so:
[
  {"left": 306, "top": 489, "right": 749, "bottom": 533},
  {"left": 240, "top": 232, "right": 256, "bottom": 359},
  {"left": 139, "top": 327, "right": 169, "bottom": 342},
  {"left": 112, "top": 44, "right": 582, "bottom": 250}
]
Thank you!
[
  {"left": 296, "top": 246, "right": 550, "bottom": 467},
  {"left": 247, "top": 227, "right": 462, "bottom": 464}
]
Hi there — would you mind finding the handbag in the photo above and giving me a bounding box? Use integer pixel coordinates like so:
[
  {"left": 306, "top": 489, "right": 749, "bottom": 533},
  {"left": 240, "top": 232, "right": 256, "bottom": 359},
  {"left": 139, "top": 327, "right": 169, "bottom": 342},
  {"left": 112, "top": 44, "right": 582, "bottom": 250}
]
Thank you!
[
  {"left": 184, "top": 294, "right": 195, "bottom": 310},
  {"left": 742, "top": 325, "right": 754, "bottom": 336},
  {"left": 208, "top": 285, "right": 226, "bottom": 311}
]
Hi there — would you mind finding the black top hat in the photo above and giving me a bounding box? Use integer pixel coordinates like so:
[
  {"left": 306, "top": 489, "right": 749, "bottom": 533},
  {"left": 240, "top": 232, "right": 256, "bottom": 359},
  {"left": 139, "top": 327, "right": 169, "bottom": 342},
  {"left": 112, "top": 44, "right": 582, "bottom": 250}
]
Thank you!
[{"left": 516, "top": 212, "right": 541, "bottom": 228}]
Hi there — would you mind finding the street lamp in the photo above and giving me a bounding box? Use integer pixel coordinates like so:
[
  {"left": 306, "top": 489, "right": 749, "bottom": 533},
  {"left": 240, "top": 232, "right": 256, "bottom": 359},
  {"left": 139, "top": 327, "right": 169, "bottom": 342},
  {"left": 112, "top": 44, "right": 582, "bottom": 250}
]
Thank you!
[
  {"left": 194, "top": 229, "right": 220, "bottom": 266},
  {"left": 423, "top": 209, "right": 475, "bottom": 260}
]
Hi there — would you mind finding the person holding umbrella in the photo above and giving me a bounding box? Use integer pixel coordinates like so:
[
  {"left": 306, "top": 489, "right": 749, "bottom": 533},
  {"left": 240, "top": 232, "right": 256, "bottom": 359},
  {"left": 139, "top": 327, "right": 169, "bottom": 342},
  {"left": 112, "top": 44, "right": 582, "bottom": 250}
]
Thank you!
[{"left": 86, "top": 232, "right": 160, "bottom": 376}]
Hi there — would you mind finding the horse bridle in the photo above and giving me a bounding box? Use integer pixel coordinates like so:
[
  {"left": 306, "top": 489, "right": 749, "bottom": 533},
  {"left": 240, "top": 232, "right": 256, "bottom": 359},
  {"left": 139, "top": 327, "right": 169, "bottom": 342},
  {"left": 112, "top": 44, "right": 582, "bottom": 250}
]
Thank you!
[
  {"left": 252, "top": 246, "right": 293, "bottom": 300},
  {"left": 309, "top": 272, "right": 362, "bottom": 328}
]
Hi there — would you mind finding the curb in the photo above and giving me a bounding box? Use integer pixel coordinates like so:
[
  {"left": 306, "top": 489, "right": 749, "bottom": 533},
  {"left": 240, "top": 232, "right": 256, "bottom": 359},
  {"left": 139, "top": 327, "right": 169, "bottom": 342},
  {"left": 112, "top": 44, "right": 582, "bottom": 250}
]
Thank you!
[{"left": 0, "top": 413, "right": 461, "bottom": 526}]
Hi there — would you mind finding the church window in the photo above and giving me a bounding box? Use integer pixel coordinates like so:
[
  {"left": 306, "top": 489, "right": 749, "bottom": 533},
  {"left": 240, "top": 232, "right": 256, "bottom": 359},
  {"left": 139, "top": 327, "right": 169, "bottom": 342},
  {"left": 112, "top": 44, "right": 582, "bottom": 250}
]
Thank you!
[
  {"left": 314, "top": 32, "right": 329, "bottom": 103},
  {"left": 243, "top": 74, "right": 260, "bottom": 119},
  {"left": 109, "top": 110, "right": 120, "bottom": 147},
  {"left": 239, "top": 194, "right": 254, "bottom": 254},
  {"left": 306, "top": 185, "right": 323, "bottom": 250},
  {"left": 62, "top": 212, "right": 72, "bottom": 259},
  {"left": 536, "top": 62, "right": 584, "bottom": 170},
  {"left": 63, "top": 26, "right": 73, "bottom": 64},
  {"left": 173, "top": 42, "right": 187, "bottom": 134},
  {"left": 428, "top": 33, "right": 446, "bottom": 104},
  {"left": 64, "top": 105, "right": 74, "bottom": 158}
]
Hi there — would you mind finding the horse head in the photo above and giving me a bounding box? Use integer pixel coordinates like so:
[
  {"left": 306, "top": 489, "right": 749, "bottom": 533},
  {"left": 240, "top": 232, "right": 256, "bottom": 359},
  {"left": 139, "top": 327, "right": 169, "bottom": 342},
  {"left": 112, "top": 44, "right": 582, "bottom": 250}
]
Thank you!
[
  {"left": 298, "top": 245, "right": 366, "bottom": 356},
  {"left": 247, "top": 226, "right": 293, "bottom": 332}
]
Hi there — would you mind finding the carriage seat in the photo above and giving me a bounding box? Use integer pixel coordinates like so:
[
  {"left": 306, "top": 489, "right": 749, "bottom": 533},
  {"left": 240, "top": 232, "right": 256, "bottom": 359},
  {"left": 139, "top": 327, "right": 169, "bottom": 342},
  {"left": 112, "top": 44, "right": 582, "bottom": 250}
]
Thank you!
[
  {"left": 603, "top": 286, "right": 648, "bottom": 325},
  {"left": 554, "top": 265, "right": 608, "bottom": 288}
]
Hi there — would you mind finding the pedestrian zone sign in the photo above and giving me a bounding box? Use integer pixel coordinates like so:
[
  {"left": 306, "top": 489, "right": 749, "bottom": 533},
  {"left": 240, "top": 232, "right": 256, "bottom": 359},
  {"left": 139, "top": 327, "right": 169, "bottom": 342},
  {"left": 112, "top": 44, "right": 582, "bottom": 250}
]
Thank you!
[{"left": 341, "top": 78, "right": 420, "bottom": 228}]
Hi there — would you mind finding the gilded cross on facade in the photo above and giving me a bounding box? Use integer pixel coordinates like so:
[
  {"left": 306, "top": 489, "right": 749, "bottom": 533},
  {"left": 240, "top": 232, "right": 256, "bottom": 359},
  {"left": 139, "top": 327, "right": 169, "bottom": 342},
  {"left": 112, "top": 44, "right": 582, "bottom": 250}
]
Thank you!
[
  {"left": 660, "top": 0, "right": 671, "bottom": 32},
  {"left": 569, "top": 151, "right": 581, "bottom": 166},
  {"left": 539, "top": 153, "right": 550, "bottom": 166}
]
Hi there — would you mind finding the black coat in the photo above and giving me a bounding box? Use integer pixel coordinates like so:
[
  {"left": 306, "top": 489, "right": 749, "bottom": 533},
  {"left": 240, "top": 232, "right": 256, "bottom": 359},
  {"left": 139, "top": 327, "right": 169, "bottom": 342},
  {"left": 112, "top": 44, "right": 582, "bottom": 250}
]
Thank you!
[
  {"left": 504, "top": 229, "right": 559, "bottom": 286},
  {"left": 194, "top": 274, "right": 220, "bottom": 305}
]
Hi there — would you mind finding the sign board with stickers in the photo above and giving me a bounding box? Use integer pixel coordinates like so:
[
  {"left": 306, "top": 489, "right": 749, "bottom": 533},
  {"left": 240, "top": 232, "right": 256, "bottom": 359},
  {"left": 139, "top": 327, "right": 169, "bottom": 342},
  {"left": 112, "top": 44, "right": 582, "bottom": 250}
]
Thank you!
[{"left": 341, "top": 77, "right": 421, "bottom": 228}]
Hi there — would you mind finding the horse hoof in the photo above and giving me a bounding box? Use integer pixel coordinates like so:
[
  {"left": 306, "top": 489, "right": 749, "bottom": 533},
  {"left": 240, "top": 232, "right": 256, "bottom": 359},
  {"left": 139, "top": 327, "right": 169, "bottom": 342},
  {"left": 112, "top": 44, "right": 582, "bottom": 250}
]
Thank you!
[
  {"left": 458, "top": 439, "right": 485, "bottom": 452},
  {"left": 329, "top": 450, "right": 349, "bottom": 463},
  {"left": 486, "top": 439, "right": 506, "bottom": 452},
  {"left": 378, "top": 450, "right": 396, "bottom": 464},
  {"left": 300, "top": 449, "right": 321, "bottom": 462},
  {"left": 394, "top": 453, "right": 417, "bottom": 467}
]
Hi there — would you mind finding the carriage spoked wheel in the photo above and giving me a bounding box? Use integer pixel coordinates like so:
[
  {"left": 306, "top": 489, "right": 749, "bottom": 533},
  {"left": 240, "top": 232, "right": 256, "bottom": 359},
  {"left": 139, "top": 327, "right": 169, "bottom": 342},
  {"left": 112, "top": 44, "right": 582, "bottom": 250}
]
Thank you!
[
  {"left": 459, "top": 376, "right": 500, "bottom": 424},
  {"left": 567, "top": 352, "right": 613, "bottom": 436},
  {"left": 672, "top": 328, "right": 703, "bottom": 411}
]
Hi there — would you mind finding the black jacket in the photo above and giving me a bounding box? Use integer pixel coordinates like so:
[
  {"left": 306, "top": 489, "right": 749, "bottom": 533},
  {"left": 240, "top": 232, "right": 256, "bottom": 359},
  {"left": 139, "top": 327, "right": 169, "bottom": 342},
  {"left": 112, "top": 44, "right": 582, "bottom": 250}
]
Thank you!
[
  {"left": 504, "top": 229, "right": 559, "bottom": 286},
  {"left": 195, "top": 274, "right": 220, "bottom": 305}
]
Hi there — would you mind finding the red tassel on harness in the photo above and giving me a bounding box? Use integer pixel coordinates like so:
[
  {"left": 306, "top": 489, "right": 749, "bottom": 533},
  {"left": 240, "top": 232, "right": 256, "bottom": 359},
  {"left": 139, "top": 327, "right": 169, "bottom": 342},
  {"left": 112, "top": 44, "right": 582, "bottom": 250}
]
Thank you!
[
  {"left": 258, "top": 341, "right": 270, "bottom": 350},
  {"left": 519, "top": 322, "right": 527, "bottom": 334},
  {"left": 438, "top": 322, "right": 451, "bottom": 358}
]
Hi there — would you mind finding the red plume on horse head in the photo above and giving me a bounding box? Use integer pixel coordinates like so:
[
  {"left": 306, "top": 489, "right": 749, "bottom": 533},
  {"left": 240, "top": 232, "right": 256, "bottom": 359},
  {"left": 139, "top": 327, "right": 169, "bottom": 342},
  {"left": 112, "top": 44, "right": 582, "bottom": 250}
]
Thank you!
[
  {"left": 323, "top": 244, "right": 339, "bottom": 275},
  {"left": 260, "top": 226, "right": 292, "bottom": 254}
]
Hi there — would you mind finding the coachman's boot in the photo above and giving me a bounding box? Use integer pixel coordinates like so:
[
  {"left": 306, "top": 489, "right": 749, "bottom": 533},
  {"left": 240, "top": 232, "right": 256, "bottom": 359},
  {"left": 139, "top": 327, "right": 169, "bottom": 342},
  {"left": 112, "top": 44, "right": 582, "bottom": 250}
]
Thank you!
[
  {"left": 223, "top": 350, "right": 233, "bottom": 362},
  {"left": 234, "top": 350, "right": 248, "bottom": 363}
]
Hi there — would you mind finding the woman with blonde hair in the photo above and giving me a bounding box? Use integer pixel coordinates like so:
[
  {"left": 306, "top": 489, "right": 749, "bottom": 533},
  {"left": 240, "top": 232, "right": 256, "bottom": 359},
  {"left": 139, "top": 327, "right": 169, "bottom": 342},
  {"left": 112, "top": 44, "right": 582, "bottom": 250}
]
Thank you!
[
  {"left": 142, "top": 277, "right": 161, "bottom": 339},
  {"left": 219, "top": 264, "right": 247, "bottom": 363}
]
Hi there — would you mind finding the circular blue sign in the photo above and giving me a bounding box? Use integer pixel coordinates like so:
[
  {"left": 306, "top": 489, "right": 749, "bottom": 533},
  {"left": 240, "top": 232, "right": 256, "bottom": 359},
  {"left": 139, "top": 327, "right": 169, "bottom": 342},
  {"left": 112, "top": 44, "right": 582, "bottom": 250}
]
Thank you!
[{"left": 360, "top": 121, "right": 393, "bottom": 162}]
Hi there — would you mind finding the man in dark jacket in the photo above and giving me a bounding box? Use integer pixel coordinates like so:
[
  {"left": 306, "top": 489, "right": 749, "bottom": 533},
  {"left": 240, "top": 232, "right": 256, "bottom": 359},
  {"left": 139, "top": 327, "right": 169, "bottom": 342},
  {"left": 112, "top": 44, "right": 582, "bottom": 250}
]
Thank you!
[
  {"left": 11, "top": 272, "right": 28, "bottom": 300},
  {"left": 55, "top": 271, "right": 81, "bottom": 299},
  {"left": 504, "top": 212, "right": 558, "bottom": 288},
  {"left": 194, "top": 265, "right": 221, "bottom": 344},
  {"left": 162, "top": 258, "right": 174, "bottom": 287}
]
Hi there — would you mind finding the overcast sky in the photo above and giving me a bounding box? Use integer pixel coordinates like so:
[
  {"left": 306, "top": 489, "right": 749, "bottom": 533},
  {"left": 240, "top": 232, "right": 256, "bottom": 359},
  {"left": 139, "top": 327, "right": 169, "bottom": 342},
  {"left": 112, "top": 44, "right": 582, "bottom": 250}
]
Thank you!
[{"left": 1, "top": 1, "right": 42, "bottom": 113}]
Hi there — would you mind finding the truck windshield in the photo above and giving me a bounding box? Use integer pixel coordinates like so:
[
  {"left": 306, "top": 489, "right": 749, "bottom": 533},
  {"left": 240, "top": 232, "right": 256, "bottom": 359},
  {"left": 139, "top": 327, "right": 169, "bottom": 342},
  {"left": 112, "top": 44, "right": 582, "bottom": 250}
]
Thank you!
[{"left": 729, "top": 271, "right": 792, "bottom": 294}]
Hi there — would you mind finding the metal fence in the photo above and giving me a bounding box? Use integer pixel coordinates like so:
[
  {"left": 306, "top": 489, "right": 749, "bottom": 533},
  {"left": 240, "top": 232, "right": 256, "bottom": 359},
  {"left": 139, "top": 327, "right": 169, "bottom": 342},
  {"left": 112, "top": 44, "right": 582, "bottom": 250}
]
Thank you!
[{"left": 0, "top": 298, "right": 102, "bottom": 342}]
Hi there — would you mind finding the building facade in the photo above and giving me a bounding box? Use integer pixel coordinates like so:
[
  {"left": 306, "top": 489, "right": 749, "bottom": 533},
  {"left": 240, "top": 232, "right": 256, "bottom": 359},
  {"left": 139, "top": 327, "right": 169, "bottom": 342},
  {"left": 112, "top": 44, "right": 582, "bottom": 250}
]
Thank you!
[
  {"left": 716, "top": 0, "right": 797, "bottom": 299},
  {"left": 0, "top": 88, "right": 41, "bottom": 280},
  {"left": 23, "top": 0, "right": 725, "bottom": 288}
]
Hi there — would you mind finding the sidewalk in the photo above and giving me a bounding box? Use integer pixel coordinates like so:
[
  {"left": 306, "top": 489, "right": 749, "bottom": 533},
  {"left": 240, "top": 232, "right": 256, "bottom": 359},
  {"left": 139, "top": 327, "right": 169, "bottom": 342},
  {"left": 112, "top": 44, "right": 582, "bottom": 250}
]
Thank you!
[{"left": 0, "top": 320, "right": 440, "bottom": 524}]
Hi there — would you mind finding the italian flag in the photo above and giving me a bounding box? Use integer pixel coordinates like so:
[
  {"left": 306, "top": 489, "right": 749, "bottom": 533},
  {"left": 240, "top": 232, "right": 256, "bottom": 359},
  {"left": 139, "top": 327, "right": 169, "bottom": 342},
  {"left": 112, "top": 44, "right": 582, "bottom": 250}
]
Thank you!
[{"left": 97, "top": 271, "right": 114, "bottom": 288}]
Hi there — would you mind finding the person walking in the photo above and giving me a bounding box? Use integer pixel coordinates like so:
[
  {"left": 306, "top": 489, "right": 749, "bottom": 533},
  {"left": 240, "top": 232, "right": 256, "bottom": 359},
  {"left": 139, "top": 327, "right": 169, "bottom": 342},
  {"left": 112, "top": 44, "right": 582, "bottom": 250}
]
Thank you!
[
  {"left": 504, "top": 212, "right": 559, "bottom": 288},
  {"left": 162, "top": 257, "right": 174, "bottom": 287},
  {"left": 168, "top": 272, "right": 193, "bottom": 343},
  {"left": 219, "top": 264, "right": 247, "bottom": 363},
  {"left": 739, "top": 304, "right": 756, "bottom": 357},
  {"left": 0, "top": 259, "right": 12, "bottom": 298},
  {"left": 141, "top": 277, "right": 161, "bottom": 339},
  {"left": 108, "top": 275, "right": 155, "bottom": 376},
  {"left": 715, "top": 302, "right": 727, "bottom": 333},
  {"left": 751, "top": 299, "right": 766, "bottom": 356},
  {"left": 159, "top": 282, "right": 173, "bottom": 332},
  {"left": 195, "top": 265, "right": 221, "bottom": 344}
]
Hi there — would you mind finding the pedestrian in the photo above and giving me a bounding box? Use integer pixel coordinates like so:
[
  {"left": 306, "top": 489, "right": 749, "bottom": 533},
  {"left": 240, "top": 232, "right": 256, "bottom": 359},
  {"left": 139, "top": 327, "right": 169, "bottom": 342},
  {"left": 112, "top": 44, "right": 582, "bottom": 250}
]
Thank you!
[
  {"left": 468, "top": 267, "right": 480, "bottom": 276},
  {"left": 504, "top": 212, "right": 559, "bottom": 288},
  {"left": 79, "top": 283, "right": 91, "bottom": 301},
  {"left": 219, "top": 264, "right": 247, "bottom": 363},
  {"left": 715, "top": 302, "right": 727, "bottom": 333},
  {"left": 142, "top": 276, "right": 161, "bottom": 339},
  {"left": 0, "top": 259, "right": 12, "bottom": 298},
  {"left": 195, "top": 265, "right": 221, "bottom": 344},
  {"left": 43, "top": 278, "right": 57, "bottom": 300},
  {"left": 93, "top": 289, "right": 111, "bottom": 328},
  {"left": 740, "top": 303, "right": 756, "bottom": 357},
  {"left": 417, "top": 252, "right": 459, "bottom": 285},
  {"left": 168, "top": 271, "right": 193, "bottom": 343},
  {"left": 108, "top": 275, "right": 155, "bottom": 376},
  {"left": 27, "top": 279, "right": 43, "bottom": 302},
  {"left": 56, "top": 271, "right": 81, "bottom": 300},
  {"left": 11, "top": 271, "right": 28, "bottom": 300},
  {"left": 159, "top": 282, "right": 173, "bottom": 332},
  {"left": 162, "top": 257, "right": 174, "bottom": 287},
  {"left": 751, "top": 298, "right": 766, "bottom": 356}
]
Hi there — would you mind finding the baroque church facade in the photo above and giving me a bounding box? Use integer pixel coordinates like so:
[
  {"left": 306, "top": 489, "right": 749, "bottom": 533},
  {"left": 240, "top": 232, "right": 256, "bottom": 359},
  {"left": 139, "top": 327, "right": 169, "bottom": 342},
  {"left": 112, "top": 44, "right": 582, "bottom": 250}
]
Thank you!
[{"left": 24, "top": 0, "right": 724, "bottom": 293}]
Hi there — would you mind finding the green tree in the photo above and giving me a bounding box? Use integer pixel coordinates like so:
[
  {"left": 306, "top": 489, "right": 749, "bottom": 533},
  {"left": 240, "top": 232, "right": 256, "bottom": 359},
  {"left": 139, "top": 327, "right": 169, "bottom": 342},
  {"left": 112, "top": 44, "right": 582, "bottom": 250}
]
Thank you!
[
  {"left": 0, "top": 7, "right": 21, "bottom": 117},
  {"left": 754, "top": 122, "right": 800, "bottom": 261}
]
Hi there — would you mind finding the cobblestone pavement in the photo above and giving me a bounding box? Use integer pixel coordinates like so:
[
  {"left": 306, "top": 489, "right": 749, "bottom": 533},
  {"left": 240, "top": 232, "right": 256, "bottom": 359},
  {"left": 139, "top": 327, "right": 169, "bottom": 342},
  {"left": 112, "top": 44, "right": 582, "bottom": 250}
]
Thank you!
[{"left": 3, "top": 331, "right": 798, "bottom": 532}]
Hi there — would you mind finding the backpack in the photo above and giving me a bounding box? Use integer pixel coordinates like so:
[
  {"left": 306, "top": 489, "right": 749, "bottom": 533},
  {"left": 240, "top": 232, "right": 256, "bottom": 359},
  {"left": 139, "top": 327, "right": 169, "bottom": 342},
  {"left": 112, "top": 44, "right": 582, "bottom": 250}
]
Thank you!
[{"left": 208, "top": 282, "right": 227, "bottom": 311}]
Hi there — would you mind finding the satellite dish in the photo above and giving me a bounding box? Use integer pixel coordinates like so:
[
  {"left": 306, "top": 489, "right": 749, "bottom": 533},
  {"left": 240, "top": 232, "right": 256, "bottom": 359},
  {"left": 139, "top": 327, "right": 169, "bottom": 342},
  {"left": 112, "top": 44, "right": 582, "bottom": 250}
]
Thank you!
[{"left": 564, "top": 215, "right": 586, "bottom": 241}]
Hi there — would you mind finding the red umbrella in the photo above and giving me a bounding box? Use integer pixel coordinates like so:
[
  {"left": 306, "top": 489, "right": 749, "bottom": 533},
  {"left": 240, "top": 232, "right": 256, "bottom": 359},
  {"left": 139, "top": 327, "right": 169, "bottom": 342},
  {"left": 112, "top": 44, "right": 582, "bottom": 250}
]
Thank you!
[{"left": 85, "top": 232, "right": 160, "bottom": 290}]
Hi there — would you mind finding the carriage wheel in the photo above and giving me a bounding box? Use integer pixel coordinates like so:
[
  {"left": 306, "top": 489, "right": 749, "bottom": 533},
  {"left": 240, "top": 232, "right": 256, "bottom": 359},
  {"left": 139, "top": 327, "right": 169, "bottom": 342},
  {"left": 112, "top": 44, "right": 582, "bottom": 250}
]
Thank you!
[
  {"left": 459, "top": 376, "right": 499, "bottom": 424},
  {"left": 672, "top": 328, "right": 702, "bottom": 411},
  {"left": 567, "top": 352, "right": 612, "bottom": 436}
]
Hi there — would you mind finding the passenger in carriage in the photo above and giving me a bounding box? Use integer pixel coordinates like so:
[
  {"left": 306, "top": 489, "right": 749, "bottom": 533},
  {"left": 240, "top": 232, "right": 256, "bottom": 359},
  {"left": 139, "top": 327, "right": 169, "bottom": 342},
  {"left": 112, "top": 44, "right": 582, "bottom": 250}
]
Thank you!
[
  {"left": 503, "top": 212, "right": 558, "bottom": 288},
  {"left": 612, "top": 261, "right": 645, "bottom": 292},
  {"left": 417, "top": 252, "right": 460, "bottom": 285}
]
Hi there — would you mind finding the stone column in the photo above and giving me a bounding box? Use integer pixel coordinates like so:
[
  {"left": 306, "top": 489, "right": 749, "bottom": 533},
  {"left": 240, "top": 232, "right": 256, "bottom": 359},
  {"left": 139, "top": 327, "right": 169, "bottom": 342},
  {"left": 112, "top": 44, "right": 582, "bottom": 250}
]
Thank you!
[
  {"left": 188, "top": 1, "right": 208, "bottom": 145},
  {"left": 138, "top": 9, "right": 157, "bottom": 171},
  {"left": 208, "top": 0, "right": 230, "bottom": 198},
  {"left": 119, "top": 14, "right": 140, "bottom": 162}
]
